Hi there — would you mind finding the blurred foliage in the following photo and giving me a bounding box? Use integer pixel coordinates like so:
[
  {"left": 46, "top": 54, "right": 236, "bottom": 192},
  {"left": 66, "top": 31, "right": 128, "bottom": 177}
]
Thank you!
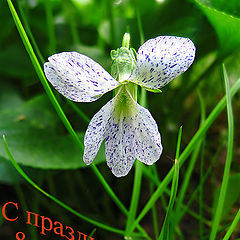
[{"left": 1, "top": 0, "right": 240, "bottom": 239}]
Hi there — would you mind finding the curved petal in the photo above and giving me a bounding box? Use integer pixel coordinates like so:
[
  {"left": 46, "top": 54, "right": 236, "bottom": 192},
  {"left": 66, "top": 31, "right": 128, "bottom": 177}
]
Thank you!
[
  {"left": 134, "top": 104, "right": 162, "bottom": 164},
  {"left": 105, "top": 114, "right": 136, "bottom": 177},
  {"left": 44, "top": 52, "right": 119, "bottom": 102},
  {"left": 128, "top": 36, "right": 195, "bottom": 89},
  {"left": 83, "top": 99, "right": 114, "bottom": 164}
]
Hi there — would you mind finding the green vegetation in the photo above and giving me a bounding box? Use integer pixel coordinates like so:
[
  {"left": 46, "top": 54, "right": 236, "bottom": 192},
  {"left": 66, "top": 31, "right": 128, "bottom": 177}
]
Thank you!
[{"left": 0, "top": 0, "right": 240, "bottom": 239}]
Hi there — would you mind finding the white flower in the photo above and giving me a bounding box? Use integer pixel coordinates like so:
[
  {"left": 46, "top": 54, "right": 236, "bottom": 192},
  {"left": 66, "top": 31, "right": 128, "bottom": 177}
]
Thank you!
[{"left": 44, "top": 35, "right": 195, "bottom": 177}]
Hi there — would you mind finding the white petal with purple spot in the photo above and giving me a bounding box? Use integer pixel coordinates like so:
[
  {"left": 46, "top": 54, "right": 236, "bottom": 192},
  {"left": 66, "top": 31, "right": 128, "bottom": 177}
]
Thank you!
[
  {"left": 134, "top": 104, "right": 162, "bottom": 164},
  {"left": 83, "top": 98, "right": 114, "bottom": 164},
  {"left": 44, "top": 52, "right": 119, "bottom": 102},
  {"left": 128, "top": 36, "right": 195, "bottom": 89},
  {"left": 105, "top": 113, "right": 137, "bottom": 177}
]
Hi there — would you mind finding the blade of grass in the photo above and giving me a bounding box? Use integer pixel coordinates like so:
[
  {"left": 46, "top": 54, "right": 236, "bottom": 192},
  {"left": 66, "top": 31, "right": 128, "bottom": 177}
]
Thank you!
[
  {"left": 176, "top": 140, "right": 225, "bottom": 224},
  {"left": 174, "top": 141, "right": 201, "bottom": 226},
  {"left": 149, "top": 181, "right": 159, "bottom": 239},
  {"left": 125, "top": 160, "right": 143, "bottom": 239},
  {"left": 210, "top": 65, "right": 234, "bottom": 240},
  {"left": 222, "top": 207, "right": 240, "bottom": 240},
  {"left": 2, "top": 135, "right": 143, "bottom": 238},
  {"left": 159, "top": 159, "right": 179, "bottom": 240},
  {"left": 197, "top": 88, "right": 206, "bottom": 240},
  {"left": 158, "top": 127, "right": 182, "bottom": 240},
  {"left": 174, "top": 90, "right": 205, "bottom": 228},
  {"left": 129, "top": 76, "right": 240, "bottom": 233}
]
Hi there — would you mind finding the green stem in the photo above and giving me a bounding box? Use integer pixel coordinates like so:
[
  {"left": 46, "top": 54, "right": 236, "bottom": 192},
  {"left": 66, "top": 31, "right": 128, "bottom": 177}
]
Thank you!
[
  {"left": 125, "top": 161, "right": 143, "bottom": 238},
  {"left": 197, "top": 88, "right": 206, "bottom": 240},
  {"left": 149, "top": 181, "right": 159, "bottom": 239},
  {"left": 159, "top": 159, "right": 179, "bottom": 240},
  {"left": 210, "top": 65, "right": 234, "bottom": 240},
  {"left": 174, "top": 142, "right": 201, "bottom": 226},
  {"left": 176, "top": 140, "right": 225, "bottom": 225},
  {"left": 159, "top": 127, "right": 182, "bottom": 240}
]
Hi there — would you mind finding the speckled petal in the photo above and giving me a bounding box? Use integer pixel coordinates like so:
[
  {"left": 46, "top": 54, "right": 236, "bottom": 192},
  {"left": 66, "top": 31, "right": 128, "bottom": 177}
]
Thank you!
[
  {"left": 44, "top": 52, "right": 119, "bottom": 102},
  {"left": 105, "top": 93, "right": 162, "bottom": 177},
  {"left": 134, "top": 104, "right": 162, "bottom": 164},
  {"left": 83, "top": 99, "right": 114, "bottom": 164},
  {"left": 105, "top": 113, "right": 136, "bottom": 177},
  {"left": 128, "top": 36, "right": 195, "bottom": 89}
]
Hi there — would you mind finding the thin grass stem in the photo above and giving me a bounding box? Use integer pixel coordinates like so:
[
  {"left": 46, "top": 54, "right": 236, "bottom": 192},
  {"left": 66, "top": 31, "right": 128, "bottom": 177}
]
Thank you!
[
  {"left": 173, "top": 139, "right": 201, "bottom": 227},
  {"left": 197, "top": 88, "right": 206, "bottom": 240},
  {"left": 158, "top": 159, "right": 179, "bottom": 240},
  {"left": 125, "top": 161, "right": 143, "bottom": 238},
  {"left": 222, "top": 207, "right": 240, "bottom": 240},
  {"left": 210, "top": 65, "right": 234, "bottom": 240}
]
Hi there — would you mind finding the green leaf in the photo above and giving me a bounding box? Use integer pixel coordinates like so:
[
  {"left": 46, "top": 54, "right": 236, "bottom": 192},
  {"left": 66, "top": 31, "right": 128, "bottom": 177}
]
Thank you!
[
  {"left": 193, "top": 0, "right": 240, "bottom": 56},
  {"left": 0, "top": 89, "right": 105, "bottom": 169},
  {"left": 0, "top": 43, "right": 35, "bottom": 79},
  {"left": 0, "top": 157, "right": 22, "bottom": 184}
]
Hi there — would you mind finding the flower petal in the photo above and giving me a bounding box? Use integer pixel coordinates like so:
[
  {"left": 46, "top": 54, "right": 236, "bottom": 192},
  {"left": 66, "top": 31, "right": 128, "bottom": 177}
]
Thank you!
[
  {"left": 83, "top": 98, "right": 114, "bottom": 164},
  {"left": 134, "top": 104, "right": 162, "bottom": 164},
  {"left": 128, "top": 36, "right": 195, "bottom": 89},
  {"left": 83, "top": 99, "right": 114, "bottom": 164},
  {"left": 105, "top": 113, "right": 136, "bottom": 177},
  {"left": 44, "top": 52, "right": 119, "bottom": 102}
]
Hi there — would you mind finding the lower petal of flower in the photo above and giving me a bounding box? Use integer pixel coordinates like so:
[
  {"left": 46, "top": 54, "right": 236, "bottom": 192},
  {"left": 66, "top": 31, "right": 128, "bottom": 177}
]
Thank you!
[
  {"left": 83, "top": 99, "right": 114, "bottom": 164},
  {"left": 105, "top": 115, "right": 137, "bottom": 177},
  {"left": 134, "top": 104, "right": 163, "bottom": 164}
]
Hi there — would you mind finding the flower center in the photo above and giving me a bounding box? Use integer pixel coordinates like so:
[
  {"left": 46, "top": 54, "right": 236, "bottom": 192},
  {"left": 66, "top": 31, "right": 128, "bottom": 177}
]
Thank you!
[{"left": 113, "top": 83, "right": 138, "bottom": 120}]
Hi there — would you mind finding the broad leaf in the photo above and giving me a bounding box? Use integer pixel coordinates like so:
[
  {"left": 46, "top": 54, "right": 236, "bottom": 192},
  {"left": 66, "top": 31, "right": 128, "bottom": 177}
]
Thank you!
[
  {"left": 193, "top": 0, "right": 240, "bottom": 56},
  {"left": 0, "top": 87, "right": 105, "bottom": 169}
]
